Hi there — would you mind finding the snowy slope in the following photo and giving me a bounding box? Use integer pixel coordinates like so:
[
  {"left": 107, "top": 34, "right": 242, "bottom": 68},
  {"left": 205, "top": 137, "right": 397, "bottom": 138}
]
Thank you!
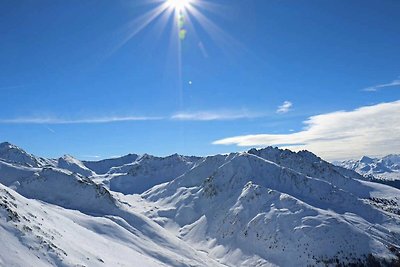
[
  {"left": 142, "top": 152, "right": 400, "bottom": 266},
  {"left": 338, "top": 155, "right": 400, "bottom": 182},
  {"left": 0, "top": 184, "right": 227, "bottom": 267},
  {"left": 0, "top": 153, "right": 228, "bottom": 266},
  {"left": 1, "top": 142, "right": 400, "bottom": 266}
]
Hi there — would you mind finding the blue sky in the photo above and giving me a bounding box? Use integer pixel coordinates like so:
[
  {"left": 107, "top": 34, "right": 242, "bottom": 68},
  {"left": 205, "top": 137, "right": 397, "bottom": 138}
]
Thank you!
[{"left": 0, "top": 0, "right": 399, "bottom": 160}]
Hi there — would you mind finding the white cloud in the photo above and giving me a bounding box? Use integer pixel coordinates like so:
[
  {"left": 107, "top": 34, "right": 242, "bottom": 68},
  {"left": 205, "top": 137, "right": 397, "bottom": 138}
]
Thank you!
[
  {"left": 0, "top": 116, "right": 162, "bottom": 124},
  {"left": 171, "top": 110, "right": 264, "bottom": 121},
  {"left": 213, "top": 100, "right": 400, "bottom": 160},
  {"left": 276, "top": 101, "right": 293, "bottom": 114},
  {"left": 363, "top": 79, "right": 400, "bottom": 92}
]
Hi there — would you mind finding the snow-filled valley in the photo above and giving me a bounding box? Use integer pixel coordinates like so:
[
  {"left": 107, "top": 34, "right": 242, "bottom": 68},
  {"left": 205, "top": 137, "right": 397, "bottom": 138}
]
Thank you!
[{"left": 0, "top": 142, "right": 400, "bottom": 266}]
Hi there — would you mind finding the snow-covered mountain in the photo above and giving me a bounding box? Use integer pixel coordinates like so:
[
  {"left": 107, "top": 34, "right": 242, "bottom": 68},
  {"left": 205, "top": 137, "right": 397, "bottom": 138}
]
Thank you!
[
  {"left": 336, "top": 155, "right": 400, "bottom": 190},
  {"left": 103, "top": 153, "right": 201, "bottom": 194},
  {"left": 0, "top": 142, "right": 54, "bottom": 167},
  {"left": 0, "top": 184, "right": 225, "bottom": 267},
  {"left": 142, "top": 152, "right": 400, "bottom": 266},
  {"left": 58, "top": 154, "right": 95, "bottom": 177},
  {"left": 82, "top": 153, "right": 139, "bottom": 174},
  {"left": 0, "top": 142, "right": 400, "bottom": 266},
  {"left": 338, "top": 155, "right": 400, "bottom": 180}
]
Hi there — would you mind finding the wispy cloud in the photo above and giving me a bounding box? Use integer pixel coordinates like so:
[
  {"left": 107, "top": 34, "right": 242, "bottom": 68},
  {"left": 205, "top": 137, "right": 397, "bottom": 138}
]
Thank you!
[
  {"left": 213, "top": 100, "right": 400, "bottom": 160},
  {"left": 363, "top": 78, "right": 400, "bottom": 92},
  {"left": 171, "top": 110, "right": 264, "bottom": 121},
  {"left": 276, "top": 101, "right": 293, "bottom": 114},
  {"left": 0, "top": 110, "right": 265, "bottom": 124},
  {"left": 0, "top": 116, "right": 163, "bottom": 124}
]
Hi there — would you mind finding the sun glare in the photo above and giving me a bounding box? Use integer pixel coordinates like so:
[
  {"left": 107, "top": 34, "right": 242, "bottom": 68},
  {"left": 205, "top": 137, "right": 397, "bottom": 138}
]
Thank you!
[{"left": 166, "top": 0, "right": 193, "bottom": 11}]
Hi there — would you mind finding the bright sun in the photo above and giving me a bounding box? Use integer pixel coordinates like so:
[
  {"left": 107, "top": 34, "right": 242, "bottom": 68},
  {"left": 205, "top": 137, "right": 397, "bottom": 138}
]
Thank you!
[{"left": 166, "top": 0, "right": 192, "bottom": 11}]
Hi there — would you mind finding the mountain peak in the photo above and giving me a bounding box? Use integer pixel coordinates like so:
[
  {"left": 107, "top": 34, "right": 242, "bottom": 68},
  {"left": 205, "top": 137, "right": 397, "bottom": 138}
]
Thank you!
[
  {"left": 60, "top": 154, "right": 82, "bottom": 162},
  {"left": 58, "top": 154, "right": 94, "bottom": 177},
  {"left": 0, "top": 141, "right": 20, "bottom": 150},
  {"left": 360, "top": 156, "right": 374, "bottom": 163},
  {"left": 0, "top": 142, "right": 40, "bottom": 167}
]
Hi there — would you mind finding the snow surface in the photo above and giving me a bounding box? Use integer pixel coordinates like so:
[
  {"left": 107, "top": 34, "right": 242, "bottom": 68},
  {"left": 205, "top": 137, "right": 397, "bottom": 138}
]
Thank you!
[
  {"left": 0, "top": 184, "right": 226, "bottom": 267},
  {"left": 0, "top": 142, "right": 400, "bottom": 266}
]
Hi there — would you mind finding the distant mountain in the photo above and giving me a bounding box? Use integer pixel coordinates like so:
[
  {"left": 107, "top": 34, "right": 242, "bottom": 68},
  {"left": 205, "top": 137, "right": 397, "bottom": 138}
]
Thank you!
[
  {"left": 103, "top": 153, "right": 201, "bottom": 194},
  {"left": 336, "top": 155, "right": 400, "bottom": 189},
  {"left": 0, "top": 142, "right": 399, "bottom": 266},
  {"left": 83, "top": 153, "right": 139, "bottom": 174}
]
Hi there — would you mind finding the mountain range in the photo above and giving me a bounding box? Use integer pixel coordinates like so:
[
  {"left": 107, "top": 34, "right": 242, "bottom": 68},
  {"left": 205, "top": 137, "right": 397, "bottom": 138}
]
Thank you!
[
  {"left": 0, "top": 141, "right": 399, "bottom": 266},
  {"left": 336, "top": 155, "right": 400, "bottom": 189}
]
